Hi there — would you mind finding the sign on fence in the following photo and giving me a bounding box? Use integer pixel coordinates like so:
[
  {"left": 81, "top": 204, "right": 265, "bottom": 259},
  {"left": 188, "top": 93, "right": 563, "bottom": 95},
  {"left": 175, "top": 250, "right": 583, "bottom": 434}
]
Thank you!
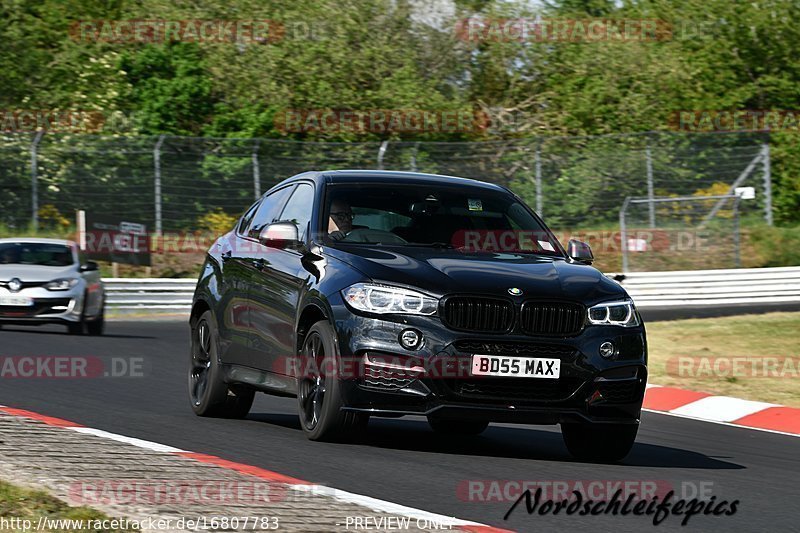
[{"left": 80, "top": 212, "right": 151, "bottom": 266}]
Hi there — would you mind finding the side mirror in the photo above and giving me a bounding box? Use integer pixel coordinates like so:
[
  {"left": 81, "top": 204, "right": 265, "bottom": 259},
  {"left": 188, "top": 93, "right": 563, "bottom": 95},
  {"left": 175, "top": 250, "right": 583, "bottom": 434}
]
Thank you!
[
  {"left": 567, "top": 239, "right": 593, "bottom": 264},
  {"left": 259, "top": 222, "right": 300, "bottom": 249},
  {"left": 79, "top": 261, "right": 99, "bottom": 272}
]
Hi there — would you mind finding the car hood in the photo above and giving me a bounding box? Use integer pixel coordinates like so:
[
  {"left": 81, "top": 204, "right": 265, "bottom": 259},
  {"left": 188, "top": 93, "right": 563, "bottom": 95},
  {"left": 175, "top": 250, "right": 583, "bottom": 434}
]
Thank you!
[
  {"left": 325, "top": 245, "right": 626, "bottom": 305},
  {"left": 0, "top": 264, "right": 79, "bottom": 283}
]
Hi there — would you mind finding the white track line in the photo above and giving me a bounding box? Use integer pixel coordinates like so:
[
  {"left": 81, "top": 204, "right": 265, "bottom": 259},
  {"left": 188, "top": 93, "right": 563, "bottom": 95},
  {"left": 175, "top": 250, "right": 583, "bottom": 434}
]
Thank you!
[
  {"left": 670, "top": 396, "right": 777, "bottom": 422},
  {"left": 70, "top": 427, "right": 187, "bottom": 453}
]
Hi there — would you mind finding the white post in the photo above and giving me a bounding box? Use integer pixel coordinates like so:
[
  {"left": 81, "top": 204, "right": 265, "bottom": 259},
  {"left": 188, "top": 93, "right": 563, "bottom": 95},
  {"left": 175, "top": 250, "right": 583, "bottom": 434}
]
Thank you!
[
  {"left": 30, "top": 131, "right": 44, "bottom": 230},
  {"left": 76, "top": 210, "right": 86, "bottom": 250},
  {"left": 762, "top": 143, "right": 773, "bottom": 226},
  {"left": 153, "top": 135, "right": 166, "bottom": 235}
]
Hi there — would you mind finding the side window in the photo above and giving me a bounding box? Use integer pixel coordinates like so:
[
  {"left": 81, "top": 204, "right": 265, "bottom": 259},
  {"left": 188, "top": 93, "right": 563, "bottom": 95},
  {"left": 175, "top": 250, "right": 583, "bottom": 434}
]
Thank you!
[
  {"left": 277, "top": 183, "right": 314, "bottom": 240},
  {"left": 247, "top": 186, "right": 295, "bottom": 239},
  {"left": 238, "top": 200, "right": 261, "bottom": 236}
]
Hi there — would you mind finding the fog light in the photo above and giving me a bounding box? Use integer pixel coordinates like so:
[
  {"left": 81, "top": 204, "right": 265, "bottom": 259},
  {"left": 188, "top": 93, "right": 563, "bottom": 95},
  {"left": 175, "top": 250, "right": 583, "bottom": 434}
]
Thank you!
[
  {"left": 399, "top": 329, "right": 422, "bottom": 350},
  {"left": 599, "top": 341, "right": 615, "bottom": 359}
]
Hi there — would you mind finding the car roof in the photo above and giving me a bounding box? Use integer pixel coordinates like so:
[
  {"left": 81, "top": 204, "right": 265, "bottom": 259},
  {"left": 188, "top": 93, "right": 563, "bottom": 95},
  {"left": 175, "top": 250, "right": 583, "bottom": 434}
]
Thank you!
[
  {"left": 0, "top": 238, "right": 76, "bottom": 246},
  {"left": 272, "top": 170, "right": 508, "bottom": 193},
  {"left": 321, "top": 170, "right": 507, "bottom": 191}
]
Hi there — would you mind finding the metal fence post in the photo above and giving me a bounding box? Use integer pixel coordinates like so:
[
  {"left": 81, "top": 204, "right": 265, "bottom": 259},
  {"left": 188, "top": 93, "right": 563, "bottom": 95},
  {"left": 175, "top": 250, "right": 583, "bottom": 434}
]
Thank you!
[
  {"left": 535, "top": 142, "right": 543, "bottom": 216},
  {"left": 153, "top": 135, "right": 165, "bottom": 235},
  {"left": 620, "top": 197, "right": 631, "bottom": 273},
  {"left": 410, "top": 142, "right": 419, "bottom": 172},
  {"left": 646, "top": 142, "right": 655, "bottom": 228},
  {"left": 733, "top": 195, "right": 742, "bottom": 268},
  {"left": 377, "top": 140, "right": 388, "bottom": 170},
  {"left": 30, "top": 131, "right": 44, "bottom": 230},
  {"left": 252, "top": 140, "right": 261, "bottom": 199},
  {"left": 762, "top": 143, "right": 773, "bottom": 226}
]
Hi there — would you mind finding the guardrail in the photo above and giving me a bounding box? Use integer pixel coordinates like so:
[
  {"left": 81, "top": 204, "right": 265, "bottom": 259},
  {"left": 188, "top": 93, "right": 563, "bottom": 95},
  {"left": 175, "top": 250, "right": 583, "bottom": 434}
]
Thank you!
[
  {"left": 104, "top": 278, "right": 196, "bottom": 310},
  {"left": 103, "top": 266, "right": 800, "bottom": 312},
  {"left": 610, "top": 266, "right": 800, "bottom": 307}
]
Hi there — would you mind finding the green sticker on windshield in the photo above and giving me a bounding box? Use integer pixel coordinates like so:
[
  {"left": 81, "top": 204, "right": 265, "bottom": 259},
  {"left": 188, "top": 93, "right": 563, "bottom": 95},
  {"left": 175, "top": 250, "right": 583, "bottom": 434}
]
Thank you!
[{"left": 468, "top": 199, "right": 483, "bottom": 211}]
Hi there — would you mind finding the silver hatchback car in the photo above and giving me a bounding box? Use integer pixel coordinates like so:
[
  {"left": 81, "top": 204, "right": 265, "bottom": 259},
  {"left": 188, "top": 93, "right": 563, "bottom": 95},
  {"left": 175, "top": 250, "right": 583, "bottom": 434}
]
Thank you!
[{"left": 0, "top": 238, "right": 105, "bottom": 335}]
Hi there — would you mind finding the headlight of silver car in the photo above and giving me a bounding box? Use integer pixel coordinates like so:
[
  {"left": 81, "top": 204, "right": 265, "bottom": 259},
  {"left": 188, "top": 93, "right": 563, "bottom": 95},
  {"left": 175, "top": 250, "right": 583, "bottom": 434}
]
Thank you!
[
  {"left": 587, "top": 300, "right": 640, "bottom": 327},
  {"left": 342, "top": 283, "right": 438, "bottom": 315},
  {"left": 44, "top": 278, "right": 80, "bottom": 291}
]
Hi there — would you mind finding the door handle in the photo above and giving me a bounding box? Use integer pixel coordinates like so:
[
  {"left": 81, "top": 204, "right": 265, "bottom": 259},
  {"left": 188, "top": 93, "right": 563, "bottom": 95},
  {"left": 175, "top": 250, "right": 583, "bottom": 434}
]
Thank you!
[{"left": 253, "top": 258, "right": 267, "bottom": 270}]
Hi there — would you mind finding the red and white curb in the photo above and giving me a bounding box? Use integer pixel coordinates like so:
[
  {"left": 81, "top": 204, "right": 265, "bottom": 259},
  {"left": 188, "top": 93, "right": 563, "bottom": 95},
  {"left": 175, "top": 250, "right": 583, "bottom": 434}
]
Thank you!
[
  {"left": 0, "top": 405, "right": 510, "bottom": 533},
  {"left": 643, "top": 384, "right": 800, "bottom": 437}
]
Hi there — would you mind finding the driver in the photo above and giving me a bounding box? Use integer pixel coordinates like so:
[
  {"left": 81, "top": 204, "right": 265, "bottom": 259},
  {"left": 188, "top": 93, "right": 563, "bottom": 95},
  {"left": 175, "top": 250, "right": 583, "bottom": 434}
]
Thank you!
[{"left": 328, "top": 199, "right": 354, "bottom": 241}]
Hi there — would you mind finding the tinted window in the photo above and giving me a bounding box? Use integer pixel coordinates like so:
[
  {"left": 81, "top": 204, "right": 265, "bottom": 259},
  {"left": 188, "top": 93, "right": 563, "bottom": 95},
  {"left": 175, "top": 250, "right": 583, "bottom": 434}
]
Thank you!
[
  {"left": 0, "top": 243, "right": 74, "bottom": 266},
  {"left": 325, "top": 184, "right": 562, "bottom": 256},
  {"left": 238, "top": 200, "right": 261, "bottom": 235},
  {"left": 247, "top": 186, "right": 295, "bottom": 239},
  {"left": 277, "top": 183, "right": 314, "bottom": 240},
  {"left": 351, "top": 207, "right": 410, "bottom": 231}
]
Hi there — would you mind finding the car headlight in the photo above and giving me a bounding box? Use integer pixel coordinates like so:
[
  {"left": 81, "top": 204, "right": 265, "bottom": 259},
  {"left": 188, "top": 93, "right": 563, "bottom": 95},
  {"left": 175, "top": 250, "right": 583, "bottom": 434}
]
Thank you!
[
  {"left": 587, "top": 300, "right": 640, "bottom": 327},
  {"left": 45, "top": 278, "right": 80, "bottom": 291},
  {"left": 342, "top": 283, "right": 438, "bottom": 315}
]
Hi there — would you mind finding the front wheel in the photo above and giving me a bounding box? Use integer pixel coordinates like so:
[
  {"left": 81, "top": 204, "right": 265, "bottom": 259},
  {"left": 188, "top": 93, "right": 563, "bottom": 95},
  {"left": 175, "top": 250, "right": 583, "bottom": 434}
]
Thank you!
[
  {"left": 297, "top": 321, "right": 368, "bottom": 441},
  {"left": 67, "top": 320, "right": 83, "bottom": 335},
  {"left": 86, "top": 307, "right": 104, "bottom": 336},
  {"left": 189, "top": 310, "right": 254, "bottom": 418},
  {"left": 561, "top": 423, "right": 638, "bottom": 462}
]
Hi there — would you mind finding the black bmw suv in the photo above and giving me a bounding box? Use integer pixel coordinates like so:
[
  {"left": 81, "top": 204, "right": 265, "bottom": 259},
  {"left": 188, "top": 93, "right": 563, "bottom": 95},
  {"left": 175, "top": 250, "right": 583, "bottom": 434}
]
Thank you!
[{"left": 189, "top": 170, "right": 647, "bottom": 461}]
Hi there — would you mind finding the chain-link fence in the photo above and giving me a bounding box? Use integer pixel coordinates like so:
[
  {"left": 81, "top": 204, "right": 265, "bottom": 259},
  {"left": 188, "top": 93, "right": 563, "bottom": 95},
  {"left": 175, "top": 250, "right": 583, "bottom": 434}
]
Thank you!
[
  {"left": 620, "top": 194, "right": 746, "bottom": 272},
  {"left": 0, "top": 131, "right": 771, "bottom": 243}
]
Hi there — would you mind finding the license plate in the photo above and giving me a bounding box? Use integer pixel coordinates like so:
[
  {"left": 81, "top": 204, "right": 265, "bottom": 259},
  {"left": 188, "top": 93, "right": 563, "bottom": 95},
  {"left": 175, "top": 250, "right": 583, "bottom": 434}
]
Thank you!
[
  {"left": 471, "top": 354, "right": 560, "bottom": 379},
  {"left": 0, "top": 295, "right": 33, "bottom": 307}
]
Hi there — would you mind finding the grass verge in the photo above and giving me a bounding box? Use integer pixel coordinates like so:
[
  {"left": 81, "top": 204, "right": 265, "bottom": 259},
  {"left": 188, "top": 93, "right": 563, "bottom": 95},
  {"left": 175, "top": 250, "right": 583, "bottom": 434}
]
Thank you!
[
  {"left": 646, "top": 312, "right": 800, "bottom": 408},
  {"left": 0, "top": 479, "right": 136, "bottom": 532}
]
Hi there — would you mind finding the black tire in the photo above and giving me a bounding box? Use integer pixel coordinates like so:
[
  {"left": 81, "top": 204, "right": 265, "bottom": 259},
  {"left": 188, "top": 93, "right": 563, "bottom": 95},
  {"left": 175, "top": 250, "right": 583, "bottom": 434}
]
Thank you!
[
  {"left": 189, "top": 310, "right": 254, "bottom": 418},
  {"left": 86, "top": 306, "right": 104, "bottom": 336},
  {"left": 297, "top": 321, "right": 368, "bottom": 441},
  {"left": 67, "top": 320, "right": 84, "bottom": 335},
  {"left": 427, "top": 418, "right": 489, "bottom": 436},
  {"left": 561, "top": 423, "right": 638, "bottom": 462}
]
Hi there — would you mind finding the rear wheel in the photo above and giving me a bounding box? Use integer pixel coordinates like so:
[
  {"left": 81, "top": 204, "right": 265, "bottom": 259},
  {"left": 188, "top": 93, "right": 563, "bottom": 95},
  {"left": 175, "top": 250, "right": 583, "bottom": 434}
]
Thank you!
[
  {"left": 427, "top": 418, "right": 489, "bottom": 436},
  {"left": 561, "top": 423, "right": 638, "bottom": 462},
  {"left": 189, "top": 310, "right": 254, "bottom": 418},
  {"left": 297, "top": 321, "right": 368, "bottom": 441}
]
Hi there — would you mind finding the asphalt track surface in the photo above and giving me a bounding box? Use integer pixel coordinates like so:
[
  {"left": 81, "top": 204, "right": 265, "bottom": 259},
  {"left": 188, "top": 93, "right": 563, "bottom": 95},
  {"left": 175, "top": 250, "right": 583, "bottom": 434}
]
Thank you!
[{"left": 0, "top": 321, "right": 797, "bottom": 532}]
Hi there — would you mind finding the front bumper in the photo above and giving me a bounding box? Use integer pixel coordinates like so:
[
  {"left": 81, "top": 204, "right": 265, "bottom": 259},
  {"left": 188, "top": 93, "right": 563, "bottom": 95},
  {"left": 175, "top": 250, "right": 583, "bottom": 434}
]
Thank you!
[
  {"left": 0, "top": 286, "right": 84, "bottom": 324},
  {"left": 329, "top": 297, "right": 647, "bottom": 425}
]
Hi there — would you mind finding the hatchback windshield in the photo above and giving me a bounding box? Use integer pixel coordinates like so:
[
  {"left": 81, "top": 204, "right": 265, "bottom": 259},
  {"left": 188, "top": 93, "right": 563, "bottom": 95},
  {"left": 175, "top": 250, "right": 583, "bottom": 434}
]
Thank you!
[
  {"left": 324, "top": 183, "right": 562, "bottom": 256},
  {"left": 0, "top": 243, "right": 74, "bottom": 266}
]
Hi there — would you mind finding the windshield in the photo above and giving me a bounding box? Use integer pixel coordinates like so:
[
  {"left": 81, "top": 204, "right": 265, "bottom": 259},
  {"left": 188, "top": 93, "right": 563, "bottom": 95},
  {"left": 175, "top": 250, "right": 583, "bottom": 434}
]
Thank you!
[
  {"left": 323, "top": 183, "right": 563, "bottom": 256},
  {"left": 0, "top": 243, "right": 75, "bottom": 266}
]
